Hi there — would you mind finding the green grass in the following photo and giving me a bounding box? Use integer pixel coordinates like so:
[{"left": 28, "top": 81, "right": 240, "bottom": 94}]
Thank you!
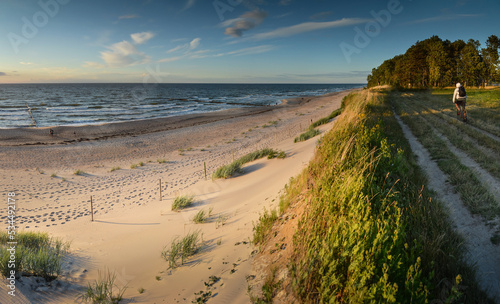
[
  {"left": 161, "top": 231, "right": 202, "bottom": 268},
  {"left": 157, "top": 159, "right": 167, "bottom": 164},
  {"left": 293, "top": 128, "right": 320, "bottom": 143},
  {"left": 253, "top": 208, "right": 278, "bottom": 246},
  {"left": 392, "top": 91, "right": 500, "bottom": 220},
  {"left": 110, "top": 166, "right": 120, "bottom": 172},
  {"left": 259, "top": 89, "right": 492, "bottom": 303},
  {"left": 50, "top": 173, "right": 57, "bottom": 177},
  {"left": 0, "top": 231, "right": 69, "bottom": 281},
  {"left": 171, "top": 195, "right": 195, "bottom": 211},
  {"left": 192, "top": 209, "right": 207, "bottom": 224},
  {"left": 80, "top": 269, "right": 127, "bottom": 303},
  {"left": 212, "top": 148, "right": 279, "bottom": 179},
  {"left": 73, "top": 169, "right": 84, "bottom": 175}
]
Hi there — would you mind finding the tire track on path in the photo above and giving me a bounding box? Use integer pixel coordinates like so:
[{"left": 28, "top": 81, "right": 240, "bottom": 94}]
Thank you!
[{"left": 394, "top": 110, "right": 500, "bottom": 303}]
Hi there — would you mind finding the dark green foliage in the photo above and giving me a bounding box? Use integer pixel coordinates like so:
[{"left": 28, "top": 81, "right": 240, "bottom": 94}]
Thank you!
[{"left": 368, "top": 35, "right": 500, "bottom": 88}]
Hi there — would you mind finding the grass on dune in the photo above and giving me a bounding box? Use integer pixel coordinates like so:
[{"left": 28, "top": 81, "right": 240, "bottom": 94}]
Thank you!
[
  {"left": 161, "top": 231, "right": 202, "bottom": 269},
  {"left": 171, "top": 195, "right": 195, "bottom": 211},
  {"left": 212, "top": 148, "right": 284, "bottom": 179},
  {"left": 0, "top": 231, "right": 69, "bottom": 281},
  {"left": 255, "top": 88, "right": 492, "bottom": 303},
  {"left": 80, "top": 269, "right": 127, "bottom": 303}
]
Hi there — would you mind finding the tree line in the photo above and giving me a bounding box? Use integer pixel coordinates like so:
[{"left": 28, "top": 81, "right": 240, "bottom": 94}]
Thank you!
[{"left": 367, "top": 35, "right": 500, "bottom": 88}]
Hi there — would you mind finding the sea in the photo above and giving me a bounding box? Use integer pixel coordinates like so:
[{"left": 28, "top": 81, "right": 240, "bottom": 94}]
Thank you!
[{"left": 0, "top": 83, "right": 363, "bottom": 128}]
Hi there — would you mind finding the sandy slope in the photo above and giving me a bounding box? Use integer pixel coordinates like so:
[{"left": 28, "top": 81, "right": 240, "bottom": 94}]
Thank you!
[{"left": 0, "top": 90, "right": 351, "bottom": 303}]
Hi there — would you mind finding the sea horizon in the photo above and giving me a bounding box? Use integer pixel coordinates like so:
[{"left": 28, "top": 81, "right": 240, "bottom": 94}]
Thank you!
[{"left": 0, "top": 83, "right": 363, "bottom": 128}]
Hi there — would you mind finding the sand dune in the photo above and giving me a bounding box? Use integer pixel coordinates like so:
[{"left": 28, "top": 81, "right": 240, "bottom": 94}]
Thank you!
[{"left": 0, "top": 90, "right": 352, "bottom": 303}]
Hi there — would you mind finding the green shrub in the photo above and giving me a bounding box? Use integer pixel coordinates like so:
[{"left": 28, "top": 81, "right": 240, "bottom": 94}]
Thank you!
[
  {"left": 294, "top": 128, "right": 320, "bottom": 143},
  {"left": 171, "top": 195, "right": 194, "bottom": 211}
]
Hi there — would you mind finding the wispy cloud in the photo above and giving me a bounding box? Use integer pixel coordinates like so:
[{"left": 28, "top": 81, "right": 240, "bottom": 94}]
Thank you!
[
  {"left": 224, "top": 9, "right": 268, "bottom": 37},
  {"left": 101, "top": 41, "right": 151, "bottom": 67},
  {"left": 159, "top": 44, "right": 275, "bottom": 63},
  {"left": 183, "top": 0, "right": 196, "bottom": 11},
  {"left": 310, "top": 11, "right": 332, "bottom": 20},
  {"left": 407, "top": 13, "right": 482, "bottom": 24},
  {"left": 131, "top": 32, "right": 155, "bottom": 44},
  {"left": 166, "top": 37, "right": 201, "bottom": 54},
  {"left": 190, "top": 38, "right": 201, "bottom": 50},
  {"left": 280, "top": 0, "right": 292, "bottom": 5},
  {"left": 119, "top": 14, "right": 140, "bottom": 20},
  {"left": 160, "top": 38, "right": 203, "bottom": 62},
  {"left": 20, "top": 62, "right": 34, "bottom": 65},
  {"left": 85, "top": 32, "right": 154, "bottom": 68},
  {"left": 250, "top": 18, "right": 370, "bottom": 40},
  {"left": 226, "top": 45, "right": 275, "bottom": 56},
  {"left": 0, "top": 72, "right": 7, "bottom": 76}
]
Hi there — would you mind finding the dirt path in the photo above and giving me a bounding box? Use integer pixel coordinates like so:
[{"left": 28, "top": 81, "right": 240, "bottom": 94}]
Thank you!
[{"left": 394, "top": 111, "right": 500, "bottom": 303}]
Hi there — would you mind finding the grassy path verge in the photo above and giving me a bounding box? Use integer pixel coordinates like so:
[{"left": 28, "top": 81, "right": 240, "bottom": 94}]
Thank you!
[{"left": 253, "top": 89, "right": 493, "bottom": 303}]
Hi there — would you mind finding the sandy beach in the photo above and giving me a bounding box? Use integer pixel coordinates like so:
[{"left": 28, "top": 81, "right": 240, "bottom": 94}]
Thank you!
[{"left": 0, "top": 90, "right": 353, "bottom": 304}]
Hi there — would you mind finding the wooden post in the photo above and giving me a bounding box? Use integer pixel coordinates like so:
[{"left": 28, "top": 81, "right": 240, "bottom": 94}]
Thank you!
[
  {"left": 204, "top": 162, "right": 207, "bottom": 180},
  {"left": 90, "top": 196, "right": 94, "bottom": 222},
  {"left": 159, "top": 179, "right": 162, "bottom": 201}
]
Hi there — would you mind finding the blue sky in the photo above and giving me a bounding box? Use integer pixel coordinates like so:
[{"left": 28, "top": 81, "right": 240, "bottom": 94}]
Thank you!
[{"left": 0, "top": 0, "right": 498, "bottom": 83}]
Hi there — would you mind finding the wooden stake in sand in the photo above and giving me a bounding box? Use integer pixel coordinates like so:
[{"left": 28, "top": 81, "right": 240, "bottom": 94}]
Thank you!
[
  {"left": 90, "top": 196, "right": 94, "bottom": 222},
  {"left": 204, "top": 162, "right": 207, "bottom": 180},
  {"left": 159, "top": 179, "right": 162, "bottom": 201}
]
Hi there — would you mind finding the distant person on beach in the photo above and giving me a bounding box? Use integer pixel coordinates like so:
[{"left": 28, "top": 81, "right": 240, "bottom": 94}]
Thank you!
[{"left": 453, "top": 83, "right": 467, "bottom": 122}]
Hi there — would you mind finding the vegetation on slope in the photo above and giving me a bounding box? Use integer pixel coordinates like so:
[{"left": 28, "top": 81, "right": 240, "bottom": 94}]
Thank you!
[{"left": 259, "top": 88, "right": 492, "bottom": 303}]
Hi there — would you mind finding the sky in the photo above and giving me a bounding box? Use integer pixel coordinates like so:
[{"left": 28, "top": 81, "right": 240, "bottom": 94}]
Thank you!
[{"left": 0, "top": 0, "right": 498, "bottom": 84}]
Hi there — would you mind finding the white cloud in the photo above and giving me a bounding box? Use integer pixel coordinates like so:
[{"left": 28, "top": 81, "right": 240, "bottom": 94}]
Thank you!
[
  {"left": 20, "top": 62, "right": 34, "bottom": 65},
  {"left": 131, "top": 32, "right": 155, "bottom": 45},
  {"left": 227, "top": 45, "right": 275, "bottom": 56},
  {"left": 167, "top": 45, "right": 188, "bottom": 53},
  {"left": 101, "top": 41, "right": 150, "bottom": 67},
  {"left": 225, "top": 9, "right": 268, "bottom": 38},
  {"left": 190, "top": 38, "right": 201, "bottom": 50},
  {"left": 251, "top": 18, "right": 370, "bottom": 40}
]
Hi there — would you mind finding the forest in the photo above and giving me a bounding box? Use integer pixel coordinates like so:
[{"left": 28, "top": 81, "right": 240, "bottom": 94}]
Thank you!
[{"left": 367, "top": 35, "right": 500, "bottom": 88}]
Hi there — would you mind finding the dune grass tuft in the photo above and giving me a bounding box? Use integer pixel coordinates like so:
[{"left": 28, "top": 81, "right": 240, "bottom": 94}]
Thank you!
[
  {"left": 0, "top": 231, "right": 69, "bottom": 281},
  {"left": 161, "top": 231, "right": 202, "bottom": 268},
  {"left": 171, "top": 195, "right": 195, "bottom": 211},
  {"left": 80, "top": 269, "right": 127, "bottom": 303},
  {"left": 213, "top": 148, "right": 280, "bottom": 179},
  {"left": 294, "top": 128, "right": 320, "bottom": 143},
  {"left": 73, "top": 169, "right": 84, "bottom": 175}
]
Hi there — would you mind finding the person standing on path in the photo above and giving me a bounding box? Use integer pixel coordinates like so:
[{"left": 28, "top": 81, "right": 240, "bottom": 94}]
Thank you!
[{"left": 453, "top": 83, "right": 467, "bottom": 122}]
